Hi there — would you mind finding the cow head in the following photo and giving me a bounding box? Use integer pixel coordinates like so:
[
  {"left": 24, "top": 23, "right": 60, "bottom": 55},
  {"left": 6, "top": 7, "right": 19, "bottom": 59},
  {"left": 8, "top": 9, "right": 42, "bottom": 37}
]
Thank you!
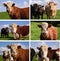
[
  {"left": 7, "top": 44, "right": 21, "bottom": 58},
  {"left": 3, "top": 50, "right": 9, "bottom": 57},
  {"left": 38, "top": 22, "right": 52, "bottom": 38},
  {"left": 3, "top": 1, "right": 15, "bottom": 14},
  {"left": 37, "top": 44, "right": 48, "bottom": 58}
]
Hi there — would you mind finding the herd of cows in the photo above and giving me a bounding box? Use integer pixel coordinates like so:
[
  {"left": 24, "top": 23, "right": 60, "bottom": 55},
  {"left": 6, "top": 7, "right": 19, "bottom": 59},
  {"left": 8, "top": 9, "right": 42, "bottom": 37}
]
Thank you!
[
  {"left": 1, "top": 1, "right": 57, "bottom": 19},
  {"left": 1, "top": 44, "right": 60, "bottom": 61},
  {"left": 0, "top": 23, "right": 29, "bottom": 40},
  {"left": 31, "top": 2, "right": 57, "bottom": 19}
]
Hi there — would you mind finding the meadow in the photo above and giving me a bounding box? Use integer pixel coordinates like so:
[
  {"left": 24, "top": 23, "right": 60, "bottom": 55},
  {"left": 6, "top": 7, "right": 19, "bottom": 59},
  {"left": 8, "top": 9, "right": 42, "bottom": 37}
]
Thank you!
[
  {"left": 31, "top": 21, "right": 60, "bottom": 40},
  {"left": 0, "top": 55, "right": 3, "bottom": 61},
  {"left": 0, "top": 33, "right": 29, "bottom": 40},
  {"left": 31, "top": 10, "right": 60, "bottom": 19}
]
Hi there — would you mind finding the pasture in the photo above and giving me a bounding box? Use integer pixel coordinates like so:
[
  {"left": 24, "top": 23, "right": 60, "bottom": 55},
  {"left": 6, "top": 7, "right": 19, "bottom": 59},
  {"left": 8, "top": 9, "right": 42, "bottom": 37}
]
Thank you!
[
  {"left": 0, "top": 55, "right": 3, "bottom": 61},
  {"left": 31, "top": 10, "right": 60, "bottom": 19},
  {"left": 0, "top": 33, "right": 29, "bottom": 40},
  {"left": 32, "top": 55, "right": 56, "bottom": 61},
  {"left": 31, "top": 21, "right": 60, "bottom": 40}
]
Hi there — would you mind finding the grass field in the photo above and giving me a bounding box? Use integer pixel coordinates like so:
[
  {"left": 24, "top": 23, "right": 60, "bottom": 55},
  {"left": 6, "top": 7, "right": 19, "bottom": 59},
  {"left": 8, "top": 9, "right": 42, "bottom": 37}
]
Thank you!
[
  {"left": 31, "top": 22, "right": 60, "bottom": 40},
  {"left": 0, "top": 12, "right": 10, "bottom": 19},
  {"left": 32, "top": 10, "right": 60, "bottom": 19},
  {"left": 33, "top": 55, "right": 56, "bottom": 61},
  {"left": 0, "top": 33, "right": 29, "bottom": 40},
  {"left": 0, "top": 55, "right": 3, "bottom": 61}
]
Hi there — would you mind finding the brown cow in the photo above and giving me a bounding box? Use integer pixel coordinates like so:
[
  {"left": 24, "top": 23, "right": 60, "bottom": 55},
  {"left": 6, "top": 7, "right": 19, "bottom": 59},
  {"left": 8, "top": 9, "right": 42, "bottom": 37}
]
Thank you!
[
  {"left": 3, "top": 1, "right": 29, "bottom": 19},
  {"left": 38, "top": 22, "right": 58, "bottom": 40},
  {"left": 9, "top": 23, "right": 29, "bottom": 40},
  {"left": 7, "top": 44, "right": 29, "bottom": 61},
  {"left": 45, "top": 2, "right": 57, "bottom": 19}
]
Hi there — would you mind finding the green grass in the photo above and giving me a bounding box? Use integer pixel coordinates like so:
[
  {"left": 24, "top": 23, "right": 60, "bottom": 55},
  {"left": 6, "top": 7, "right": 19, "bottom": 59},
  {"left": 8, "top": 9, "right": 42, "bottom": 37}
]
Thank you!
[
  {"left": 0, "top": 12, "right": 10, "bottom": 19},
  {"left": 31, "top": 22, "right": 60, "bottom": 40},
  {"left": 0, "top": 33, "right": 29, "bottom": 40},
  {"left": 0, "top": 55, "right": 3, "bottom": 61},
  {"left": 32, "top": 10, "right": 60, "bottom": 19}
]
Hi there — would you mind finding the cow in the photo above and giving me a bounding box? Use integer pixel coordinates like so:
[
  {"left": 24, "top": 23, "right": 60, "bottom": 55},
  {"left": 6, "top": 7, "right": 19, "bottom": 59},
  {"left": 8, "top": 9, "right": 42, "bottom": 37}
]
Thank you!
[
  {"left": 45, "top": 2, "right": 57, "bottom": 19},
  {"left": 3, "top": 1, "right": 29, "bottom": 19},
  {"left": 38, "top": 22, "right": 58, "bottom": 40},
  {"left": 3, "top": 50, "right": 13, "bottom": 61},
  {"left": 9, "top": 23, "right": 29, "bottom": 40},
  {"left": 30, "top": 48, "right": 35, "bottom": 61},
  {"left": 7, "top": 44, "right": 29, "bottom": 61},
  {"left": 47, "top": 47, "right": 60, "bottom": 61},
  {"left": 1, "top": 27, "right": 9, "bottom": 38},
  {"left": 37, "top": 44, "right": 49, "bottom": 61},
  {"left": 31, "top": 4, "right": 44, "bottom": 19},
  {"left": 37, "top": 46, "right": 60, "bottom": 61}
]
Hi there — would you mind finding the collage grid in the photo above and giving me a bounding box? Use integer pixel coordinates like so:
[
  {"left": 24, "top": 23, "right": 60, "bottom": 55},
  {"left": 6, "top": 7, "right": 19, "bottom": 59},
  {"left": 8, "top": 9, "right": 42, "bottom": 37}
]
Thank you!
[{"left": 0, "top": 0, "right": 60, "bottom": 61}]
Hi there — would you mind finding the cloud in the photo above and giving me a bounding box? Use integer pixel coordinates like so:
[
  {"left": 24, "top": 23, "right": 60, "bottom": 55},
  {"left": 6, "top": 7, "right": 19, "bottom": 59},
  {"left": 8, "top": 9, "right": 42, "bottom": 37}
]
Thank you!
[{"left": 24, "top": 1, "right": 29, "bottom": 7}]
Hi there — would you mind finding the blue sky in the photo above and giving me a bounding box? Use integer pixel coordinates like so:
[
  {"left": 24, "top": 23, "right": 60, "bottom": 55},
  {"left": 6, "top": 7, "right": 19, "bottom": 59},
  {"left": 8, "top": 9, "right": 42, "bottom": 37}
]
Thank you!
[
  {"left": 31, "top": 42, "right": 59, "bottom": 52},
  {"left": 0, "top": 0, "right": 29, "bottom": 12},
  {"left": 0, "top": 21, "right": 29, "bottom": 32},
  {"left": 30, "top": 0, "right": 60, "bottom": 9},
  {"left": 0, "top": 42, "right": 29, "bottom": 55}
]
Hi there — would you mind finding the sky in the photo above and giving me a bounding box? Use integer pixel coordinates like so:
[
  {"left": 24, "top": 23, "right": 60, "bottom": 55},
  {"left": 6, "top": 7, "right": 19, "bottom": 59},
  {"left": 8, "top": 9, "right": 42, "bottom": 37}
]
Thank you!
[
  {"left": 31, "top": 42, "right": 59, "bottom": 52},
  {"left": 0, "top": 42, "right": 29, "bottom": 55},
  {"left": 0, "top": 21, "right": 29, "bottom": 32},
  {"left": 0, "top": 0, "right": 29, "bottom": 12},
  {"left": 30, "top": 0, "right": 60, "bottom": 9}
]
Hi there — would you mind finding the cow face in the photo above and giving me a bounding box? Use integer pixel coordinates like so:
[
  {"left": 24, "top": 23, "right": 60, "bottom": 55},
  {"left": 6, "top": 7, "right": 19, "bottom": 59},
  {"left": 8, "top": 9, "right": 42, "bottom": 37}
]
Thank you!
[
  {"left": 3, "top": 50, "right": 9, "bottom": 57},
  {"left": 9, "top": 24, "right": 17, "bottom": 34},
  {"left": 3, "top": 1, "right": 15, "bottom": 14},
  {"left": 7, "top": 44, "right": 21, "bottom": 58},
  {"left": 37, "top": 44, "right": 48, "bottom": 58},
  {"left": 38, "top": 22, "right": 48, "bottom": 35}
]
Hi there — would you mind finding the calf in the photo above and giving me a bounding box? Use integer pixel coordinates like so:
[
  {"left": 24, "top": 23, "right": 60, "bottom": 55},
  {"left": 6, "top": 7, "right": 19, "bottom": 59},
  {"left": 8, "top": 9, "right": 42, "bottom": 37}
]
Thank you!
[
  {"left": 1, "top": 27, "right": 9, "bottom": 38},
  {"left": 38, "top": 22, "right": 58, "bottom": 40},
  {"left": 31, "top": 4, "right": 44, "bottom": 19},
  {"left": 3, "top": 1, "right": 29, "bottom": 19},
  {"left": 7, "top": 44, "right": 29, "bottom": 61},
  {"left": 37, "top": 44, "right": 49, "bottom": 61},
  {"left": 3, "top": 50, "right": 13, "bottom": 61},
  {"left": 9, "top": 23, "right": 29, "bottom": 40},
  {"left": 45, "top": 2, "right": 57, "bottom": 19}
]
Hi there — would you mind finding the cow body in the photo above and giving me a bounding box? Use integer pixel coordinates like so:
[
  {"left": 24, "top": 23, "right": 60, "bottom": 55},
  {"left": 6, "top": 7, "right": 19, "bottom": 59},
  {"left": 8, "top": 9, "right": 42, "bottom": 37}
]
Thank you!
[
  {"left": 7, "top": 44, "right": 29, "bottom": 61},
  {"left": 3, "top": 1, "right": 29, "bottom": 19},
  {"left": 45, "top": 2, "right": 57, "bottom": 19},
  {"left": 38, "top": 22, "right": 58, "bottom": 40},
  {"left": 10, "top": 24, "right": 29, "bottom": 40},
  {"left": 31, "top": 4, "right": 44, "bottom": 19},
  {"left": 1, "top": 27, "right": 9, "bottom": 38}
]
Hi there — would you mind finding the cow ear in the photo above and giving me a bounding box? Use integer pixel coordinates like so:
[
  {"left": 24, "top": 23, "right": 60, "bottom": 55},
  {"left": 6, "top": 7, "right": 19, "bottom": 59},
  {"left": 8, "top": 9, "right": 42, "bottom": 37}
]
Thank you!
[
  {"left": 38, "top": 25, "right": 41, "bottom": 28},
  {"left": 48, "top": 47, "right": 52, "bottom": 50},
  {"left": 3, "top": 3, "right": 7, "bottom": 6},
  {"left": 17, "top": 25, "right": 19, "bottom": 27},
  {"left": 48, "top": 24, "right": 52, "bottom": 27},
  {"left": 12, "top": 3, "right": 15, "bottom": 6},
  {"left": 17, "top": 46, "right": 21, "bottom": 49},
  {"left": 54, "top": 3, "right": 57, "bottom": 5},
  {"left": 7, "top": 45, "right": 11, "bottom": 49},
  {"left": 37, "top": 47, "right": 40, "bottom": 50}
]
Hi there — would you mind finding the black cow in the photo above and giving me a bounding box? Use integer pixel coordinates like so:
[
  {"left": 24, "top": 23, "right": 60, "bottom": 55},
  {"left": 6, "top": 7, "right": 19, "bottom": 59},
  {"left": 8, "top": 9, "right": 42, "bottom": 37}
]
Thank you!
[
  {"left": 30, "top": 48, "right": 35, "bottom": 61},
  {"left": 1, "top": 27, "right": 9, "bottom": 38},
  {"left": 31, "top": 4, "right": 44, "bottom": 19}
]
